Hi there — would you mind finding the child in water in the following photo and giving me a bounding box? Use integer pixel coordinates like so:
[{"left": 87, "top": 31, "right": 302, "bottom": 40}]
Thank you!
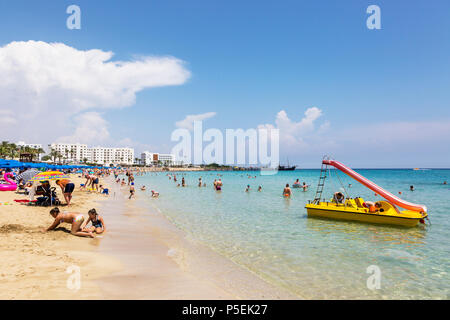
[{"left": 129, "top": 182, "right": 135, "bottom": 199}]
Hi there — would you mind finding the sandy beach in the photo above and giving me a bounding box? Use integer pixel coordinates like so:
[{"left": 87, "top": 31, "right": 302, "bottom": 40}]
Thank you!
[
  {"left": 1, "top": 174, "right": 297, "bottom": 299},
  {"left": 0, "top": 175, "right": 121, "bottom": 299}
]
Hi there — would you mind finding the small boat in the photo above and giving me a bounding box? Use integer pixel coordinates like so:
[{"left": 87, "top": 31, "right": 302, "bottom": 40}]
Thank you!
[{"left": 305, "top": 158, "right": 428, "bottom": 227}]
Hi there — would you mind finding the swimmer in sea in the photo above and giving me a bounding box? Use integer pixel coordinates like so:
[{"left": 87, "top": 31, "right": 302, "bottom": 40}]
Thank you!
[
  {"left": 151, "top": 190, "right": 159, "bottom": 197},
  {"left": 410, "top": 185, "right": 415, "bottom": 191},
  {"left": 141, "top": 185, "right": 146, "bottom": 191},
  {"left": 245, "top": 185, "right": 250, "bottom": 192},
  {"left": 198, "top": 177, "right": 202, "bottom": 187},
  {"left": 283, "top": 184, "right": 291, "bottom": 197},
  {"left": 215, "top": 179, "right": 222, "bottom": 191},
  {"left": 302, "top": 182, "right": 309, "bottom": 192},
  {"left": 258, "top": 186, "right": 262, "bottom": 192},
  {"left": 43, "top": 207, "right": 94, "bottom": 238},
  {"left": 182, "top": 177, "right": 186, "bottom": 187}
]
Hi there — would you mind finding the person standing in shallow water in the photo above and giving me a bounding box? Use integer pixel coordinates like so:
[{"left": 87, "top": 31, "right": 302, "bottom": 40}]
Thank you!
[
  {"left": 182, "top": 177, "right": 186, "bottom": 187},
  {"left": 283, "top": 184, "right": 292, "bottom": 197},
  {"left": 129, "top": 182, "right": 135, "bottom": 199}
]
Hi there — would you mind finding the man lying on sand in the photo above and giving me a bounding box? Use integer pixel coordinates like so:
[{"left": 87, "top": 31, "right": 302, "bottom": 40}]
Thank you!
[{"left": 43, "top": 207, "right": 94, "bottom": 238}]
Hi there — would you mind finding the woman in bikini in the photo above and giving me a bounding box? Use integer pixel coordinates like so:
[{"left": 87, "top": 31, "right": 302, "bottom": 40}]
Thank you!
[
  {"left": 82, "top": 208, "right": 106, "bottom": 234},
  {"left": 43, "top": 207, "right": 94, "bottom": 238}
]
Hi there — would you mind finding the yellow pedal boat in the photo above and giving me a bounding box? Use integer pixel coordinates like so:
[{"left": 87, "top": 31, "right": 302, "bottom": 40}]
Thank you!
[
  {"left": 305, "top": 198, "right": 427, "bottom": 227},
  {"left": 306, "top": 158, "right": 429, "bottom": 228}
]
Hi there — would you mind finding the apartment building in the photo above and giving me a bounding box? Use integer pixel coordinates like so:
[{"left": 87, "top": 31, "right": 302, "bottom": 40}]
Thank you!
[
  {"left": 141, "top": 151, "right": 175, "bottom": 166},
  {"left": 50, "top": 143, "right": 134, "bottom": 165}
]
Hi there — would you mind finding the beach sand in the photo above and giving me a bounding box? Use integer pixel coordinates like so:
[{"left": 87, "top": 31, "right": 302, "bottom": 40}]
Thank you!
[
  {"left": 0, "top": 175, "right": 121, "bottom": 299},
  {"left": 1, "top": 174, "right": 297, "bottom": 299}
]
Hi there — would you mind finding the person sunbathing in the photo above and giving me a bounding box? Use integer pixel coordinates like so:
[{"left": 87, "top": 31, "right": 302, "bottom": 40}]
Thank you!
[
  {"left": 82, "top": 209, "right": 105, "bottom": 234},
  {"left": 43, "top": 207, "right": 94, "bottom": 238}
]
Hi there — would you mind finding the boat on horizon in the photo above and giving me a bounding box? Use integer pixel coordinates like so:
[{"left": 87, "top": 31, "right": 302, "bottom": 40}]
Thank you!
[{"left": 278, "top": 158, "right": 296, "bottom": 171}]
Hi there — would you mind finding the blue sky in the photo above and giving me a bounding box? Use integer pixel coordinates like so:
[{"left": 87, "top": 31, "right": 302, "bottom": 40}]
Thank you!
[{"left": 0, "top": 0, "right": 449, "bottom": 167}]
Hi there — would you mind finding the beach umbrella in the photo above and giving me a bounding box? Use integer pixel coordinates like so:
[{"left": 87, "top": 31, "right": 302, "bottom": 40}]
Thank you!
[
  {"left": 30, "top": 171, "right": 69, "bottom": 182},
  {"left": 15, "top": 168, "right": 39, "bottom": 183}
]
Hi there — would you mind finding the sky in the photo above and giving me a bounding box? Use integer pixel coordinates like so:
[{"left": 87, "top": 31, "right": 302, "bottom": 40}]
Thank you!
[{"left": 0, "top": 0, "right": 449, "bottom": 168}]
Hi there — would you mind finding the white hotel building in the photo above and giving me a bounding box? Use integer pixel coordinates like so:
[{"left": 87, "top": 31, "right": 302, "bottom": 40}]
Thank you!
[
  {"left": 50, "top": 143, "right": 134, "bottom": 165},
  {"left": 141, "top": 151, "right": 175, "bottom": 166}
]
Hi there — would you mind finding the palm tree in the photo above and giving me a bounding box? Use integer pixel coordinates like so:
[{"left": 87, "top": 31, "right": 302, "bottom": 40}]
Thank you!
[
  {"left": 57, "top": 152, "right": 63, "bottom": 164},
  {"left": 8, "top": 143, "right": 18, "bottom": 159},
  {"left": 70, "top": 149, "right": 76, "bottom": 163},
  {"left": 36, "top": 148, "right": 45, "bottom": 161},
  {"left": 49, "top": 149, "right": 59, "bottom": 164},
  {"left": 0, "top": 141, "right": 10, "bottom": 158}
]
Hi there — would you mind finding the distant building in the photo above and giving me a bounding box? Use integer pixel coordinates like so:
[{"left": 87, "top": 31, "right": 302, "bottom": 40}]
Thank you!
[
  {"left": 141, "top": 151, "right": 175, "bottom": 166},
  {"left": 50, "top": 143, "right": 134, "bottom": 165}
]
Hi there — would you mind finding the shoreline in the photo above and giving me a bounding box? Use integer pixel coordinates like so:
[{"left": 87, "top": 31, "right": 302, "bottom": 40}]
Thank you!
[{"left": 94, "top": 178, "right": 299, "bottom": 299}]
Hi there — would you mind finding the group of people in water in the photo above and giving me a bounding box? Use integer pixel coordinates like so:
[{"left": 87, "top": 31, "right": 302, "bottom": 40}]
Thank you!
[{"left": 165, "top": 173, "right": 312, "bottom": 198}]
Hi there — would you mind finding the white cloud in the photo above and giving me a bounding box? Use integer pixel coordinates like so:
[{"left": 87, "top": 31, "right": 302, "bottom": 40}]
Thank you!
[
  {"left": 175, "top": 112, "right": 216, "bottom": 131},
  {"left": 57, "top": 112, "right": 110, "bottom": 144},
  {"left": 258, "top": 107, "right": 325, "bottom": 148},
  {"left": 0, "top": 40, "right": 190, "bottom": 145}
]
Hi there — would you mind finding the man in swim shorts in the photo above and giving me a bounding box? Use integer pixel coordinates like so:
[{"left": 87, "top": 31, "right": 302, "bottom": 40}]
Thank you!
[{"left": 56, "top": 179, "right": 75, "bottom": 206}]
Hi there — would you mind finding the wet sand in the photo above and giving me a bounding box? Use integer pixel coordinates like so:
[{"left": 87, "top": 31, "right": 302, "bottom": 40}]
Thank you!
[{"left": 95, "top": 180, "right": 298, "bottom": 299}]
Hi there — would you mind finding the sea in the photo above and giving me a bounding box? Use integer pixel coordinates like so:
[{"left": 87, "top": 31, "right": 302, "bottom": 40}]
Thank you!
[{"left": 132, "top": 168, "right": 450, "bottom": 299}]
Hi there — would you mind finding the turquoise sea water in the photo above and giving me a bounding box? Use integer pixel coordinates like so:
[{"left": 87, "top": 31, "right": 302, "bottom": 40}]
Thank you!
[{"left": 133, "top": 169, "right": 450, "bottom": 299}]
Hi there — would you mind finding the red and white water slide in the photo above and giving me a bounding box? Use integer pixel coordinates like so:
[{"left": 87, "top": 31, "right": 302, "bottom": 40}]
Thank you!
[{"left": 323, "top": 160, "right": 427, "bottom": 213}]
